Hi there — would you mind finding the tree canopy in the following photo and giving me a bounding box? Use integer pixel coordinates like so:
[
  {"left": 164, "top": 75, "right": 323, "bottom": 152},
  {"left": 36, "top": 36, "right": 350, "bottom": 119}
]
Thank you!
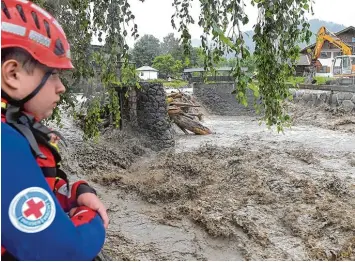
[
  {"left": 161, "top": 33, "right": 185, "bottom": 61},
  {"left": 34, "top": 0, "right": 313, "bottom": 138},
  {"left": 132, "top": 34, "right": 161, "bottom": 68},
  {"left": 152, "top": 54, "right": 184, "bottom": 78}
]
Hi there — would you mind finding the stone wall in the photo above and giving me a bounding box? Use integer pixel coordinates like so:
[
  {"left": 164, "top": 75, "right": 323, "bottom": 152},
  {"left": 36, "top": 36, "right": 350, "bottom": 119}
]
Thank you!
[
  {"left": 121, "top": 82, "right": 175, "bottom": 151},
  {"left": 192, "top": 82, "right": 355, "bottom": 115},
  {"left": 193, "top": 82, "right": 259, "bottom": 116},
  {"left": 291, "top": 89, "right": 355, "bottom": 112}
]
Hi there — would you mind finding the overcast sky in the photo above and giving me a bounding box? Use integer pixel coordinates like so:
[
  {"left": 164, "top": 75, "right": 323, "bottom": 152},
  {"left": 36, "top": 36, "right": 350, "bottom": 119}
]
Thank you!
[{"left": 92, "top": 0, "right": 354, "bottom": 47}]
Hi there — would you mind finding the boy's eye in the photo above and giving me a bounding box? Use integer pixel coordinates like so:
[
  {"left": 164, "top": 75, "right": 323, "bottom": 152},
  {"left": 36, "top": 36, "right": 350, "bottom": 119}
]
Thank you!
[{"left": 50, "top": 71, "right": 61, "bottom": 78}]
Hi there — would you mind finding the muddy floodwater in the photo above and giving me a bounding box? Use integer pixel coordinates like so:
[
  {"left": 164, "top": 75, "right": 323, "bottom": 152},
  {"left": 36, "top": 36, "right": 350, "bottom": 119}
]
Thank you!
[
  {"left": 176, "top": 115, "right": 355, "bottom": 154},
  {"left": 55, "top": 102, "right": 355, "bottom": 261}
]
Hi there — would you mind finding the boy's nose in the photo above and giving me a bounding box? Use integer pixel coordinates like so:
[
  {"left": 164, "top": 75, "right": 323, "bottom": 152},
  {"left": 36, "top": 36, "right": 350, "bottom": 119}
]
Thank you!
[{"left": 57, "top": 79, "right": 66, "bottom": 94}]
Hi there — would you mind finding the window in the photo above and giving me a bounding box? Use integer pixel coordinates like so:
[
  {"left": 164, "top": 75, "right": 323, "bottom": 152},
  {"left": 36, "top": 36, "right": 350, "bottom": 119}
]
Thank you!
[
  {"left": 333, "top": 51, "right": 342, "bottom": 57},
  {"left": 352, "top": 37, "right": 355, "bottom": 42},
  {"left": 334, "top": 58, "right": 342, "bottom": 67},
  {"left": 343, "top": 57, "right": 350, "bottom": 68},
  {"left": 317, "top": 66, "right": 329, "bottom": 73},
  {"left": 320, "top": 52, "right": 331, "bottom": 59}
]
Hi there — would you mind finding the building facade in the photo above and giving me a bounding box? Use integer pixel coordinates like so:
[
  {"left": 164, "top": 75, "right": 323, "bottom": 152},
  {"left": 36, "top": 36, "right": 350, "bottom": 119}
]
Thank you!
[{"left": 136, "top": 66, "right": 159, "bottom": 80}]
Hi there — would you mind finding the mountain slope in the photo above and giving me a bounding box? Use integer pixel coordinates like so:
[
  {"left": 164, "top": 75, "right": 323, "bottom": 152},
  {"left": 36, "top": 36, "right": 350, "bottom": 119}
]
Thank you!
[
  {"left": 243, "top": 19, "right": 347, "bottom": 52},
  {"left": 190, "top": 19, "right": 347, "bottom": 53}
]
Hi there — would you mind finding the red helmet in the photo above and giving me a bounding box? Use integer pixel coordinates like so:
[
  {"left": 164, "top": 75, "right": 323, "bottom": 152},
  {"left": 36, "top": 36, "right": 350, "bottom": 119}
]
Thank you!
[{"left": 1, "top": 0, "right": 74, "bottom": 69}]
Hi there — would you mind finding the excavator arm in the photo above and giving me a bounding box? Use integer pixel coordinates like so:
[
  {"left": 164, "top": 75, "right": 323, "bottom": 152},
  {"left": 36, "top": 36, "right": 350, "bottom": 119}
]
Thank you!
[
  {"left": 311, "top": 26, "right": 352, "bottom": 62},
  {"left": 305, "top": 26, "right": 353, "bottom": 84}
]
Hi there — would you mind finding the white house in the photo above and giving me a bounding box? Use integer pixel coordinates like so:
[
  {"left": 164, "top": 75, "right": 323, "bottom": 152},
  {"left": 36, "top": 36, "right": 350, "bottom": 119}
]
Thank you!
[{"left": 136, "top": 66, "right": 158, "bottom": 80}]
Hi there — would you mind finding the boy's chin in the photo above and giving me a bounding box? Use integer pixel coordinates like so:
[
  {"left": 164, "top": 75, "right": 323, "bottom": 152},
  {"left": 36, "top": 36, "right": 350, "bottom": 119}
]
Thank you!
[{"left": 40, "top": 109, "right": 54, "bottom": 121}]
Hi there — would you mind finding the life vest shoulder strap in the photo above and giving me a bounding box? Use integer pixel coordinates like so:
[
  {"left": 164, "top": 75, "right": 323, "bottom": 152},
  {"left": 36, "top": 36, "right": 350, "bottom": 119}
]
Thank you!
[{"left": 1, "top": 103, "right": 65, "bottom": 164}]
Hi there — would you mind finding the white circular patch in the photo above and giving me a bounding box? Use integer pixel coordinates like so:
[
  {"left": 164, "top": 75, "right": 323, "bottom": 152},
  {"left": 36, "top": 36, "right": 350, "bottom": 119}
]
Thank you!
[{"left": 8, "top": 187, "right": 56, "bottom": 233}]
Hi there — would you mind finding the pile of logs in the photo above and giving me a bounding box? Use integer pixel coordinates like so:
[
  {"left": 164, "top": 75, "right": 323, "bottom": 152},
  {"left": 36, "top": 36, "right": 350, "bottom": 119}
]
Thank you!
[{"left": 166, "top": 91, "right": 212, "bottom": 135}]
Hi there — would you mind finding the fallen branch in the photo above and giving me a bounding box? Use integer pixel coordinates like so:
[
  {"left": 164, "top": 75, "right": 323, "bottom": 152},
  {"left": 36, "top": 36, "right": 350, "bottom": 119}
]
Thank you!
[
  {"left": 185, "top": 113, "right": 203, "bottom": 121},
  {"left": 181, "top": 113, "right": 195, "bottom": 120},
  {"left": 167, "top": 93, "right": 183, "bottom": 99},
  {"left": 168, "top": 107, "right": 183, "bottom": 115},
  {"left": 175, "top": 121, "right": 189, "bottom": 135},
  {"left": 169, "top": 102, "right": 200, "bottom": 107}
]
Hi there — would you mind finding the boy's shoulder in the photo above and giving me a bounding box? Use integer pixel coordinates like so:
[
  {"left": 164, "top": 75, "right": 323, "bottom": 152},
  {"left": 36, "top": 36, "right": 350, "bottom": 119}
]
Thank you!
[{"left": 1, "top": 122, "right": 31, "bottom": 150}]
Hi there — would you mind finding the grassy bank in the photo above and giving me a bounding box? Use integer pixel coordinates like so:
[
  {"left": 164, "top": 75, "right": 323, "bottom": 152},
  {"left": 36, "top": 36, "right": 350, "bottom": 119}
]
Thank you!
[
  {"left": 286, "top": 76, "right": 335, "bottom": 85},
  {"left": 148, "top": 79, "right": 188, "bottom": 88}
]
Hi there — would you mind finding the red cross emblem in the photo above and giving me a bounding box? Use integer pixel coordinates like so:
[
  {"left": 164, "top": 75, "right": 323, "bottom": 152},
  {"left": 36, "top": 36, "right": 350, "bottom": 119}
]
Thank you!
[{"left": 24, "top": 199, "right": 45, "bottom": 219}]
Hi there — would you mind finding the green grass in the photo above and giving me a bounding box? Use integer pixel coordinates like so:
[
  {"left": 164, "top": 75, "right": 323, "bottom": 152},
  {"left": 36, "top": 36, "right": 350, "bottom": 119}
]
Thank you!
[
  {"left": 148, "top": 79, "right": 165, "bottom": 84},
  {"left": 286, "top": 76, "right": 335, "bottom": 85},
  {"left": 286, "top": 76, "right": 306, "bottom": 85},
  {"left": 314, "top": 76, "right": 334, "bottom": 85},
  {"left": 147, "top": 78, "right": 188, "bottom": 88},
  {"left": 163, "top": 80, "right": 188, "bottom": 88}
]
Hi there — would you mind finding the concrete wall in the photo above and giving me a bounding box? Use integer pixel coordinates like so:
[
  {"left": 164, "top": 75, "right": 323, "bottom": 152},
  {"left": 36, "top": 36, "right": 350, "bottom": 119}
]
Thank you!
[
  {"left": 193, "top": 82, "right": 259, "bottom": 116},
  {"left": 122, "top": 82, "right": 175, "bottom": 151}
]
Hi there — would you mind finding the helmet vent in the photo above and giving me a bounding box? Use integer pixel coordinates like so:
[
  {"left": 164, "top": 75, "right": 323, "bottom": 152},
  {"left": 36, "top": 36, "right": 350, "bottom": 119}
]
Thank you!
[
  {"left": 1, "top": 1, "right": 11, "bottom": 19},
  {"left": 16, "top": 4, "right": 27, "bottom": 22},
  {"left": 31, "top": 11, "right": 40, "bottom": 29},
  {"left": 54, "top": 38, "right": 65, "bottom": 56},
  {"left": 44, "top": 20, "right": 51, "bottom": 38}
]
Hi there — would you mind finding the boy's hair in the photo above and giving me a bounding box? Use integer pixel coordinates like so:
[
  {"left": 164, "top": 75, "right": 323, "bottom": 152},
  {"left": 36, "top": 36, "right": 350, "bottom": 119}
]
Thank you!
[{"left": 1, "top": 47, "right": 44, "bottom": 74}]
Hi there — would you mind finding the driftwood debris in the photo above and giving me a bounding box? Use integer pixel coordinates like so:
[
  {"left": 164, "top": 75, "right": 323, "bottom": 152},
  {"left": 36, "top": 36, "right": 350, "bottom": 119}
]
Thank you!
[
  {"left": 167, "top": 91, "right": 212, "bottom": 135},
  {"left": 169, "top": 102, "right": 201, "bottom": 107}
]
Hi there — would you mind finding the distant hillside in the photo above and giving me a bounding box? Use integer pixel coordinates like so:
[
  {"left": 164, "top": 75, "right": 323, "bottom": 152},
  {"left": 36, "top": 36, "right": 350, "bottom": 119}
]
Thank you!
[
  {"left": 242, "top": 19, "right": 347, "bottom": 53},
  {"left": 190, "top": 19, "right": 347, "bottom": 54}
]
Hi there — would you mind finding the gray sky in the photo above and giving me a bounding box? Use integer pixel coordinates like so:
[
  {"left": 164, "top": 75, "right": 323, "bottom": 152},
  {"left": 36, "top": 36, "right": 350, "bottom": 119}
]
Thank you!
[{"left": 92, "top": 0, "right": 354, "bottom": 47}]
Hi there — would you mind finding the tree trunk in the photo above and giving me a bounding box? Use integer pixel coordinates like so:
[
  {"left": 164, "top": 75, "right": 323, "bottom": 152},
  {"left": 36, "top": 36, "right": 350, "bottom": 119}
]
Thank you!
[{"left": 171, "top": 115, "right": 212, "bottom": 135}]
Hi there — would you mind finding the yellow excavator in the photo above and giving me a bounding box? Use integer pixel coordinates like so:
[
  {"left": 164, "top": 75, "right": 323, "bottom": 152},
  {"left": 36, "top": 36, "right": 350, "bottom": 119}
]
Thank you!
[{"left": 305, "top": 26, "right": 355, "bottom": 85}]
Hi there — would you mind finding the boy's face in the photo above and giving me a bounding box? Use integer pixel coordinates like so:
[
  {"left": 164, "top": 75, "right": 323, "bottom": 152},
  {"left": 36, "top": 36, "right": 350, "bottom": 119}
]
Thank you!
[
  {"left": 2, "top": 60, "right": 66, "bottom": 121},
  {"left": 23, "top": 67, "right": 66, "bottom": 120}
]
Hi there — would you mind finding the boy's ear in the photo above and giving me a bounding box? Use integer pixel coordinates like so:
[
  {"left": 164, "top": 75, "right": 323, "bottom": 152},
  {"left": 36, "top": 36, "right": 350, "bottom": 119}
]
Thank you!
[{"left": 2, "top": 59, "right": 22, "bottom": 91}]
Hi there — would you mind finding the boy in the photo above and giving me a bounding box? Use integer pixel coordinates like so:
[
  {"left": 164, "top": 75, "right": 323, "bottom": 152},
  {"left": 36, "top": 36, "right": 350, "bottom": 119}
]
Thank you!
[{"left": 2, "top": 0, "right": 108, "bottom": 260}]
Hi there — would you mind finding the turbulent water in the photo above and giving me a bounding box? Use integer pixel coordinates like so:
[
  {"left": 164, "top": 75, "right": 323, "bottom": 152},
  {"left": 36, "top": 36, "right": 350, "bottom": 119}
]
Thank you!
[{"left": 52, "top": 97, "right": 355, "bottom": 260}]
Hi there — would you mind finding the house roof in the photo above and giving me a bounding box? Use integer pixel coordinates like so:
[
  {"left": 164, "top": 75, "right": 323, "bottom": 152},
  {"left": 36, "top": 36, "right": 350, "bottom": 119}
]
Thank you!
[
  {"left": 334, "top": 25, "right": 355, "bottom": 36},
  {"left": 136, "top": 66, "right": 158, "bottom": 72},
  {"left": 300, "top": 26, "right": 355, "bottom": 53}
]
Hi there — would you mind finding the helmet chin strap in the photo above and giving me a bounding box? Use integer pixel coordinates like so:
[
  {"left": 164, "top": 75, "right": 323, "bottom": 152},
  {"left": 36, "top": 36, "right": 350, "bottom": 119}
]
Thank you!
[
  {"left": 19, "top": 71, "right": 53, "bottom": 105},
  {"left": 2, "top": 71, "right": 53, "bottom": 108}
]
